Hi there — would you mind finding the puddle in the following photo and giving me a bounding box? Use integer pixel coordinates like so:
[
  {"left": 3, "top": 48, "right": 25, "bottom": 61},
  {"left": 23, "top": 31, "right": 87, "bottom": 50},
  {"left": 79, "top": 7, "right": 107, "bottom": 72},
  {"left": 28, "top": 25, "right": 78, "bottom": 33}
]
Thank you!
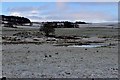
[
  {"left": 67, "top": 44, "right": 107, "bottom": 48},
  {"left": 53, "top": 44, "right": 108, "bottom": 48}
]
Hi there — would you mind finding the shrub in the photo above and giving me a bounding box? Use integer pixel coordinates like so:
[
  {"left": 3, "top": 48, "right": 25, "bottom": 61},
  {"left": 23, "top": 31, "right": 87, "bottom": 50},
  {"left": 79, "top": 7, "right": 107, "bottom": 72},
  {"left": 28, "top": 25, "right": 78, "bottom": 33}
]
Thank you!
[{"left": 40, "top": 22, "right": 55, "bottom": 37}]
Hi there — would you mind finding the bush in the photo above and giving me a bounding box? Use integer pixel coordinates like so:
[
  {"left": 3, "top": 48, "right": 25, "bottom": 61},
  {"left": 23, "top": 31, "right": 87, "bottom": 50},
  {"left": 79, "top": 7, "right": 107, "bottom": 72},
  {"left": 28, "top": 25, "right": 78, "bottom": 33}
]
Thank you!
[{"left": 40, "top": 22, "right": 55, "bottom": 36}]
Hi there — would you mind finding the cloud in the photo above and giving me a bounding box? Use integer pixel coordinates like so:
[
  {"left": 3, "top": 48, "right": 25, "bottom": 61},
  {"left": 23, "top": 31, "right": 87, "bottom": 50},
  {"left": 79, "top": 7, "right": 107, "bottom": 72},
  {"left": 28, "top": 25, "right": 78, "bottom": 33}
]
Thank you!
[
  {"left": 44, "top": 10, "right": 116, "bottom": 22},
  {"left": 5, "top": 2, "right": 117, "bottom": 23},
  {"left": 9, "top": 8, "right": 117, "bottom": 23},
  {"left": 7, "top": 5, "right": 49, "bottom": 12},
  {"left": 7, "top": 4, "right": 51, "bottom": 22},
  {"left": 8, "top": 7, "right": 35, "bottom": 12},
  {"left": 10, "top": 12, "right": 22, "bottom": 16},
  {"left": 10, "top": 11, "right": 43, "bottom": 22},
  {"left": 70, "top": 11, "right": 114, "bottom": 21},
  {"left": 30, "top": 10, "right": 39, "bottom": 14}
]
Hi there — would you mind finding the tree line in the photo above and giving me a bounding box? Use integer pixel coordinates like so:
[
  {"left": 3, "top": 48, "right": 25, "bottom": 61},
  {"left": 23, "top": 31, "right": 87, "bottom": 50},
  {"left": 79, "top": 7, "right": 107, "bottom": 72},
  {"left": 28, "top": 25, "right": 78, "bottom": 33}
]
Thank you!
[{"left": 1, "top": 15, "right": 31, "bottom": 26}]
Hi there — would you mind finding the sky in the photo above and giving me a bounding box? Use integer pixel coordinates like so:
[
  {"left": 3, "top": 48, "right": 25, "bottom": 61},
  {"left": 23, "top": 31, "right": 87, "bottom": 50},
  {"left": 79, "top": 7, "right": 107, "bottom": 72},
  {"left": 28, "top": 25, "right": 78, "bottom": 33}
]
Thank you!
[
  {"left": 1, "top": 2, "right": 118, "bottom": 23},
  {"left": 1, "top": 0, "right": 119, "bottom": 2}
]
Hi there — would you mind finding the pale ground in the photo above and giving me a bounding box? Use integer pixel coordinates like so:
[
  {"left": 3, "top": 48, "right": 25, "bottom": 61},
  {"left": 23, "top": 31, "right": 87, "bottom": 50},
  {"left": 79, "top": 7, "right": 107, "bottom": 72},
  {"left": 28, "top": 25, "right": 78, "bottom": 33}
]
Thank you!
[
  {"left": 2, "top": 27, "right": 119, "bottom": 78},
  {"left": 2, "top": 43, "right": 118, "bottom": 78}
]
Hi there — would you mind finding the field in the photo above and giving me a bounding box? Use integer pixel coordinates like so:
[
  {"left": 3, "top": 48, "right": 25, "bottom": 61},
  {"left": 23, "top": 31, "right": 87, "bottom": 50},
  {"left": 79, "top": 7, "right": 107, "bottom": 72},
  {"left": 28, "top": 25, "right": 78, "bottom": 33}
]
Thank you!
[
  {"left": 2, "top": 26, "right": 119, "bottom": 78},
  {"left": 55, "top": 28, "right": 118, "bottom": 37}
]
